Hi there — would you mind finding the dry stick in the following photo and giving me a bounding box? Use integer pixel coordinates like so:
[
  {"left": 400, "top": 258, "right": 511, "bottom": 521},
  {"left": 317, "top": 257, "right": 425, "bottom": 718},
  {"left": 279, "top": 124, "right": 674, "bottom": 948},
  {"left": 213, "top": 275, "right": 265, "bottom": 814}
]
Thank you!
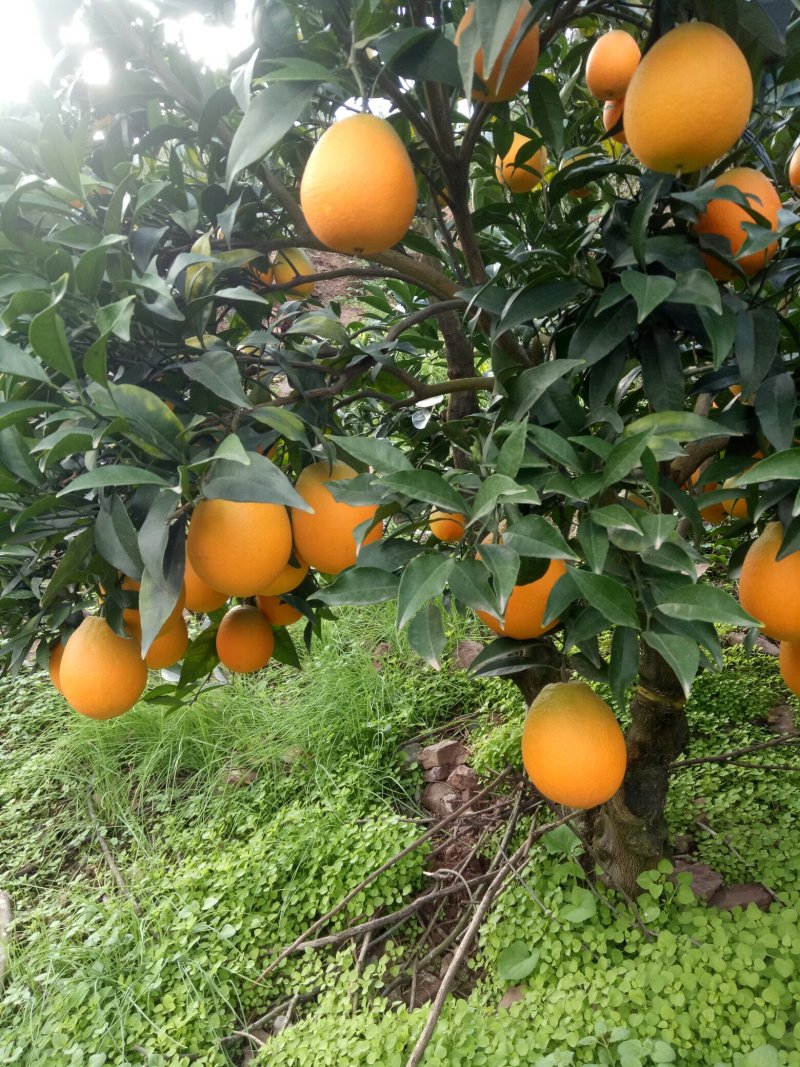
[
  {"left": 86, "top": 792, "right": 142, "bottom": 915},
  {"left": 252, "top": 768, "right": 512, "bottom": 984},
  {"left": 671, "top": 735, "right": 800, "bottom": 770},
  {"left": 230, "top": 1030, "right": 267, "bottom": 1048},
  {"left": 404, "top": 812, "right": 574, "bottom": 1067},
  {"left": 225, "top": 990, "right": 323, "bottom": 1043}
]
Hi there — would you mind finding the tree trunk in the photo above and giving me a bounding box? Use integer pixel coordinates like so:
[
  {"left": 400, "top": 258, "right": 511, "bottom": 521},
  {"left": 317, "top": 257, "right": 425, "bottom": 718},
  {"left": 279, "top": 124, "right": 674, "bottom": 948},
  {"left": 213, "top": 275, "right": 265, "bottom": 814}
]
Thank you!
[{"left": 591, "top": 643, "right": 689, "bottom": 896}]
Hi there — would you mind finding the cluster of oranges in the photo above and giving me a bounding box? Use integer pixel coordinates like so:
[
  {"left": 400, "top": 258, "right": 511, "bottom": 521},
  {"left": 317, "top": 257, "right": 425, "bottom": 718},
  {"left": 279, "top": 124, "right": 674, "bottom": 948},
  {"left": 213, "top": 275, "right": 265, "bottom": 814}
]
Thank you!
[{"left": 49, "top": 460, "right": 381, "bottom": 721}]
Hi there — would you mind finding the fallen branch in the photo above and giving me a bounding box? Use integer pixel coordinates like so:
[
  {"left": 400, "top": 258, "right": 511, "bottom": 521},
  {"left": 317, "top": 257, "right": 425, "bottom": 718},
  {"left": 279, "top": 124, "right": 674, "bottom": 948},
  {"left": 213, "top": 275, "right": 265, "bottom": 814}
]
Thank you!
[
  {"left": 86, "top": 791, "right": 141, "bottom": 915},
  {"left": 253, "top": 767, "right": 512, "bottom": 984},
  {"left": 670, "top": 735, "right": 800, "bottom": 770}
]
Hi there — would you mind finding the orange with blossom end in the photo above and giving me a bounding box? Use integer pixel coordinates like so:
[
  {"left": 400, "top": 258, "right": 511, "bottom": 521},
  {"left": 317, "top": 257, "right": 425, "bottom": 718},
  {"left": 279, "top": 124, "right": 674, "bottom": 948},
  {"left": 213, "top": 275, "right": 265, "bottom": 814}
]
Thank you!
[
  {"left": 143, "top": 618, "right": 190, "bottom": 670},
  {"left": 291, "top": 461, "right": 382, "bottom": 576},
  {"left": 602, "top": 98, "right": 627, "bottom": 145},
  {"left": 59, "top": 616, "right": 147, "bottom": 720},
  {"left": 477, "top": 558, "right": 567, "bottom": 640},
  {"left": 779, "top": 640, "right": 800, "bottom": 696},
  {"left": 187, "top": 498, "right": 292, "bottom": 596},
  {"left": 739, "top": 522, "right": 800, "bottom": 641},
  {"left": 429, "top": 511, "right": 466, "bottom": 543},
  {"left": 455, "top": 1, "right": 540, "bottom": 103},
  {"left": 184, "top": 554, "right": 228, "bottom": 613},
  {"left": 585, "top": 30, "right": 640, "bottom": 100},
  {"left": 256, "top": 595, "right": 303, "bottom": 627},
  {"left": 216, "top": 606, "right": 275, "bottom": 673},
  {"left": 521, "top": 681, "right": 627, "bottom": 809}
]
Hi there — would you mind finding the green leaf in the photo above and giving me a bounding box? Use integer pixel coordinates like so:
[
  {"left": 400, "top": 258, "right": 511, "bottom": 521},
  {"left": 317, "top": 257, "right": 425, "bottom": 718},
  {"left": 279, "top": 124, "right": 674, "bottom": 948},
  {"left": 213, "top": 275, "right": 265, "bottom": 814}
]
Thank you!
[
  {"left": 600, "top": 432, "right": 651, "bottom": 491},
  {"left": 179, "top": 626, "right": 220, "bottom": 686},
  {"left": 96, "top": 296, "right": 136, "bottom": 341},
  {"left": 57, "top": 465, "right": 169, "bottom": 495},
  {"left": 478, "top": 542, "right": 519, "bottom": 613},
  {"left": 756, "top": 373, "right": 796, "bottom": 453},
  {"left": 182, "top": 348, "right": 251, "bottom": 408},
  {"left": 527, "top": 75, "right": 565, "bottom": 154},
  {"left": 39, "top": 116, "right": 82, "bottom": 195},
  {"left": 107, "top": 383, "right": 187, "bottom": 462},
  {"left": 529, "top": 425, "right": 583, "bottom": 472},
  {"left": 609, "top": 626, "right": 639, "bottom": 711},
  {"left": 498, "top": 281, "right": 584, "bottom": 334},
  {"left": 496, "top": 422, "right": 527, "bottom": 479},
  {"left": 40, "top": 527, "right": 94, "bottom": 609},
  {"left": 568, "top": 569, "right": 639, "bottom": 628},
  {"left": 560, "top": 886, "right": 597, "bottom": 923},
  {"left": 658, "top": 583, "right": 758, "bottom": 626},
  {"left": 380, "top": 470, "right": 466, "bottom": 513},
  {"left": 735, "top": 306, "right": 780, "bottom": 393},
  {"left": 448, "top": 558, "right": 498, "bottom": 615},
  {"left": 397, "top": 553, "right": 454, "bottom": 629},
  {"left": 94, "top": 494, "right": 144, "bottom": 579},
  {"left": 569, "top": 301, "right": 637, "bottom": 366},
  {"left": 642, "top": 630, "right": 699, "bottom": 697},
  {"left": 0, "top": 337, "right": 52, "bottom": 384},
  {"left": 667, "top": 269, "right": 723, "bottom": 314},
  {"left": 205, "top": 453, "right": 310, "bottom": 509},
  {"left": 310, "top": 568, "right": 399, "bottom": 606},
  {"left": 29, "top": 307, "right": 76, "bottom": 379},
  {"left": 225, "top": 82, "right": 315, "bottom": 188},
  {"left": 329, "top": 435, "right": 412, "bottom": 473},
  {"left": 497, "top": 940, "right": 540, "bottom": 982},
  {"left": 620, "top": 271, "right": 676, "bottom": 324},
  {"left": 251, "top": 406, "right": 307, "bottom": 442},
  {"left": 470, "top": 473, "right": 540, "bottom": 522},
  {"left": 375, "top": 28, "right": 462, "bottom": 87},
  {"left": 407, "top": 602, "right": 446, "bottom": 670},
  {"left": 507, "top": 359, "right": 583, "bottom": 419},
  {"left": 733, "top": 448, "right": 800, "bottom": 485},
  {"left": 502, "top": 516, "right": 576, "bottom": 561},
  {"left": 698, "top": 302, "right": 737, "bottom": 367},
  {"left": 469, "top": 636, "right": 558, "bottom": 678}
]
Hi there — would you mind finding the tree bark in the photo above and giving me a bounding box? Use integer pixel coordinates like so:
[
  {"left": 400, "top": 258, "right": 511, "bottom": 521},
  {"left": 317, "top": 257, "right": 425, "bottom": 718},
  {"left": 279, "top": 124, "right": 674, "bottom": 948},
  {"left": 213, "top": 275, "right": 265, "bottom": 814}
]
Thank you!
[{"left": 591, "top": 643, "right": 689, "bottom": 896}]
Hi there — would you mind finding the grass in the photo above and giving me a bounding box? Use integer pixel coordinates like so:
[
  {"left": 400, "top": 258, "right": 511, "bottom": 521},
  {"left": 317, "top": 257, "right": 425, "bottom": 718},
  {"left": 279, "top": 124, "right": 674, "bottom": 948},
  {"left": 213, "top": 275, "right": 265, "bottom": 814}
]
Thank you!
[{"left": 1, "top": 605, "right": 800, "bottom": 1065}]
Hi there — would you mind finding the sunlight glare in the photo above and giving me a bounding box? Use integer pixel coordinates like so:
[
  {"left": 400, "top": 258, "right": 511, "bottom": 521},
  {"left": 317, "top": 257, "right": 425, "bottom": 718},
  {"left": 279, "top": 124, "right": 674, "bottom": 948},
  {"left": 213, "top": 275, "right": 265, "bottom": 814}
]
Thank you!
[{"left": 0, "top": 6, "right": 52, "bottom": 103}]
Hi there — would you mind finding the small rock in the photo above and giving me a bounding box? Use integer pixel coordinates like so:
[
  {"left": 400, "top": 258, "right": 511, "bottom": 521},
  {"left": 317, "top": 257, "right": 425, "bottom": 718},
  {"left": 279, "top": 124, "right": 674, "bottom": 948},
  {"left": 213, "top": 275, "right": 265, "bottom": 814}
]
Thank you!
[
  {"left": 419, "top": 739, "right": 468, "bottom": 770},
  {"left": 447, "top": 765, "right": 479, "bottom": 794},
  {"left": 453, "top": 640, "right": 484, "bottom": 671},
  {"left": 695, "top": 562, "right": 711, "bottom": 579},
  {"left": 498, "top": 985, "right": 525, "bottom": 1011},
  {"left": 672, "top": 834, "right": 696, "bottom": 856},
  {"left": 422, "top": 782, "right": 460, "bottom": 817},
  {"left": 766, "top": 704, "right": 797, "bottom": 737},
  {"left": 409, "top": 971, "right": 441, "bottom": 1007},
  {"left": 710, "top": 883, "right": 773, "bottom": 911},
  {"left": 371, "top": 641, "right": 391, "bottom": 671},
  {"left": 224, "top": 768, "right": 258, "bottom": 788},
  {"left": 400, "top": 742, "right": 423, "bottom": 767},
  {"left": 670, "top": 861, "right": 723, "bottom": 903},
  {"left": 423, "top": 766, "right": 452, "bottom": 783}
]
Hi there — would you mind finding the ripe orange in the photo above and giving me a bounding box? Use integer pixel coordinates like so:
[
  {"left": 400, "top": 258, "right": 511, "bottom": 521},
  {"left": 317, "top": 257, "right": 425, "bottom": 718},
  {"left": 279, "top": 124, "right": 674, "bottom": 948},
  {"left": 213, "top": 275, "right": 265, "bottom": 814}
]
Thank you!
[
  {"left": 739, "top": 523, "right": 800, "bottom": 641},
  {"left": 143, "top": 618, "right": 189, "bottom": 670},
  {"left": 291, "top": 461, "right": 382, "bottom": 575},
  {"left": 59, "top": 616, "right": 147, "bottom": 719},
  {"left": 560, "top": 152, "right": 593, "bottom": 198},
  {"left": 602, "top": 98, "right": 627, "bottom": 144},
  {"left": 216, "top": 606, "right": 275, "bottom": 673},
  {"left": 789, "top": 145, "right": 800, "bottom": 195},
  {"left": 272, "top": 248, "right": 315, "bottom": 298},
  {"left": 586, "top": 29, "right": 640, "bottom": 100},
  {"left": 187, "top": 499, "right": 292, "bottom": 596},
  {"left": 118, "top": 576, "right": 186, "bottom": 635},
  {"left": 49, "top": 640, "right": 66, "bottom": 693},
  {"left": 495, "top": 133, "right": 547, "bottom": 193},
  {"left": 184, "top": 554, "right": 227, "bottom": 613},
  {"left": 477, "top": 559, "right": 567, "bottom": 640},
  {"left": 689, "top": 470, "right": 725, "bottom": 524},
  {"left": 249, "top": 263, "right": 273, "bottom": 287},
  {"left": 779, "top": 640, "right": 800, "bottom": 696},
  {"left": 258, "top": 554, "right": 310, "bottom": 596},
  {"left": 256, "top": 594, "right": 303, "bottom": 627},
  {"left": 429, "top": 511, "right": 466, "bottom": 543},
  {"left": 521, "top": 681, "right": 627, "bottom": 808},
  {"left": 693, "top": 167, "right": 781, "bottom": 280},
  {"left": 721, "top": 479, "right": 749, "bottom": 520},
  {"left": 300, "top": 115, "right": 417, "bottom": 255},
  {"left": 455, "top": 1, "right": 540, "bottom": 103},
  {"left": 624, "top": 22, "right": 752, "bottom": 174}
]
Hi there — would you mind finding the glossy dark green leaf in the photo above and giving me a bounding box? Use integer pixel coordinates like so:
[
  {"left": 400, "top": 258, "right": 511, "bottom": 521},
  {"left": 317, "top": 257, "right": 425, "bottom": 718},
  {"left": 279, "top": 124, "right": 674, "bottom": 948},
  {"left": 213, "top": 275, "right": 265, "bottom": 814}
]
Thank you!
[
  {"left": 478, "top": 542, "right": 519, "bottom": 614},
  {"left": 29, "top": 307, "right": 76, "bottom": 379},
  {"left": 502, "top": 515, "right": 576, "bottom": 561},
  {"left": 568, "top": 568, "right": 639, "bottom": 628},
  {"left": 527, "top": 75, "right": 565, "bottom": 154},
  {"left": 733, "top": 449, "right": 800, "bottom": 485},
  {"left": 507, "top": 359, "right": 583, "bottom": 420},
  {"left": 58, "top": 465, "right": 169, "bottom": 495},
  {"left": 182, "top": 348, "right": 251, "bottom": 408},
  {"left": 658, "top": 584, "right": 759, "bottom": 626},
  {"left": 397, "top": 553, "right": 454, "bottom": 629},
  {"left": 310, "top": 568, "right": 400, "bottom": 606},
  {"left": 226, "top": 82, "right": 315, "bottom": 187},
  {"left": 178, "top": 625, "right": 220, "bottom": 686},
  {"left": 498, "top": 281, "right": 584, "bottom": 334},
  {"left": 620, "top": 270, "right": 676, "bottom": 324},
  {"left": 448, "top": 558, "right": 498, "bottom": 615},
  {"left": 407, "top": 601, "right": 447, "bottom": 670},
  {"left": 329, "top": 435, "right": 411, "bottom": 473},
  {"left": 95, "top": 495, "right": 144, "bottom": 580},
  {"left": 756, "top": 373, "right": 796, "bottom": 452},
  {"left": 471, "top": 473, "right": 539, "bottom": 521},
  {"left": 569, "top": 301, "right": 637, "bottom": 366},
  {"left": 40, "top": 527, "right": 94, "bottom": 609},
  {"left": 642, "top": 630, "right": 699, "bottom": 697},
  {"left": 0, "top": 337, "right": 52, "bottom": 384},
  {"left": 205, "top": 453, "right": 310, "bottom": 509},
  {"left": 609, "top": 626, "right": 639, "bottom": 711},
  {"left": 380, "top": 470, "right": 466, "bottom": 513}
]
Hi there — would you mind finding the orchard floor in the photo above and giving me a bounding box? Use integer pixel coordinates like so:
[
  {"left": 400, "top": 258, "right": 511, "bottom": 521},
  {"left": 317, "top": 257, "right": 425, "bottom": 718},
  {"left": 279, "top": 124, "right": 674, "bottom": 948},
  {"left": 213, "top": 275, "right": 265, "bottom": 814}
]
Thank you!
[{"left": 1, "top": 605, "right": 799, "bottom": 1067}]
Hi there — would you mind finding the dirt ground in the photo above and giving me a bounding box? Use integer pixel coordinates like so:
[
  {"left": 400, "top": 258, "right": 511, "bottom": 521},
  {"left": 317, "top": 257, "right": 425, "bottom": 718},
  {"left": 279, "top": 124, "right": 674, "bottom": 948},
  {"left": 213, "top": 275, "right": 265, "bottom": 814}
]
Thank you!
[{"left": 307, "top": 249, "right": 369, "bottom": 323}]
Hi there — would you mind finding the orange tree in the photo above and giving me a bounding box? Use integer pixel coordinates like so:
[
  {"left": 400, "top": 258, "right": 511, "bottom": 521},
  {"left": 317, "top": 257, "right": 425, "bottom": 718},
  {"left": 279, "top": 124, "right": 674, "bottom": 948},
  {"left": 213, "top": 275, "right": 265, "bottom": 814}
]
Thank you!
[{"left": 3, "top": 0, "right": 800, "bottom": 894}]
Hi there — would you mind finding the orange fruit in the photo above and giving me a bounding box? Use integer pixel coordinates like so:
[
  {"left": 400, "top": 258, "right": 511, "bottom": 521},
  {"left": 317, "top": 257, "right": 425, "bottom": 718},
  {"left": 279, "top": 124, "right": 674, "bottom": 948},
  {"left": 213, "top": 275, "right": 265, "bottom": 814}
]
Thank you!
[
  {"left": 49, "top": 640, "right": 67, "bottom": 693},
  {"left": 521, "top": 681, "right": 627, "bottom": 808},
  {"left": 256, "top": 595, "right": 303, "bottom": 627},
  {"left": 477, "top": 559, "right": 567, "bottom": 640},
  {"left": 272, "top": 248, "right": 315, "bottom": 298},
  {"left": 187, "top": 499, "right": 292, "bottom": 596},
  {"left": 291, "top": 461, "right": 382, "bottom": 575},
  {"left": 602, "top": 98, "right": 627, "bottom": 144},
  {"left": 721, "top": 479, "right": 749, "bottom": 520},
  {"left": 249, "top": 264, "right": 273, "bottom": 286},
  {"left": 730, "top": 383, "right": 742, "bottom": 396},
  {"left": 789, "top": 145, "right": 800, "bottom": 195},
  {"left": 143, "top": 618, "right": 189, "bottom": 669},
  {"left": 429, "top": 511, "right": 466, "bottom": 543},
  {"left": 689, "top": 470, "right": 725, "bottom": 524},
  {"left": 59, "top": 616, "right": 147, "bottom": 720},
  {"left": 779, "top": 640, "right": 800, "bottom": 696},
  {"left": 624, "top": 22, "right": 752, "bottom": 174},
  {"left": 560, "top": 152, "right": 593, "bottom": 198},
  {"left": 455, "top": 1, "right": 540, "bottom": 103},
  {"left": 216, "top": 605, "right": 275, "bottom": 673},
  {"left": 739, "top": 522, "right": 800, "bottom": 641},
  {"left": 300, "top": 114, "right": 417, "bottom": 255},
  {"left": 258, "top": 554, "right": 310, "bottom": 596},
  {"left": 495, "top": 133, "right": 547, "bottom": 193},
  {"left": 184, "top": 554, "right": 228, "bottom": 613},
  {"left": 585, "top": 29, "right": 640, "bottom": 100},
  {"left": 119, "top": 576, "right": 186, "bottom": 635},
  {"left": 693, "top": 167, "right": 781, "bottom": 281}
]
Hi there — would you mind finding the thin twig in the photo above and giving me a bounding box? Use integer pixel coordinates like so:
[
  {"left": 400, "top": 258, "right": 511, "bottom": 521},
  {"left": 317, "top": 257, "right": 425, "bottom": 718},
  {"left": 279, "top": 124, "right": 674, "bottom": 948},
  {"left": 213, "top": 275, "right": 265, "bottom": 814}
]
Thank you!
[
  {"left": 671, "top": 736, "right": 800, "bottom": 770},
  {"left": 86, "top": 791, "right": 141, "bottom": 915},
  {"left": 253, "top": 768, "right": 512, "bottom": 984}
]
